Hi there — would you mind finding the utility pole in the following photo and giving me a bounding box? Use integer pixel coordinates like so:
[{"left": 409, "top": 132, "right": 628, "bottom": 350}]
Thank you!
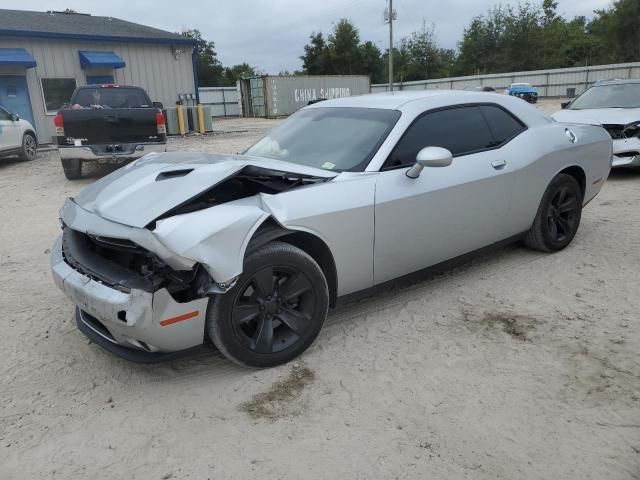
[{"left": 384, "top": 0, "right": 397, "bottom": 91}]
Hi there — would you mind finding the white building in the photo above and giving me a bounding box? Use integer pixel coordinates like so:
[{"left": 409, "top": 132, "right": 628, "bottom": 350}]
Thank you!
[{"left": 0, "top": 9, "right": 197, "bottom": 142}]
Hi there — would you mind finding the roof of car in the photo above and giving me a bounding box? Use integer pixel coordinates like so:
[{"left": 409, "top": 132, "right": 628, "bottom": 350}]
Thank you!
[
  {"left": 594, "top": 79, "right": 640, "bottom": 86},
  {"left": 304, "top": 89, "right": 552, "bottom": 128},
  {"left": 306, "top": 90, "right": 482, "bottom": 110},
  {"left": 0, "top": 9, "right": 193, "bottom": 44}
]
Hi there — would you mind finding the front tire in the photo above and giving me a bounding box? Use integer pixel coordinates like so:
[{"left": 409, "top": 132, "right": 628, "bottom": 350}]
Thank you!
[
  {"left": 206, "top": 241, "right": 329, "bottom": 368},
  {"left": 524, "top": 174, "right": 583, "bottom": 252},
  {"left": 61, "top": 158, "right": 82, "bottom": 180},
  {"left": 20, "top": 133, "right": 37, "bottom": 161}
]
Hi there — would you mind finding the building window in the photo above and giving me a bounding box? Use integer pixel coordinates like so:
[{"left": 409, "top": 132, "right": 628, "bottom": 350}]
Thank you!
[{"left": 41, "top": 78, "right": 77, "bottom": 114}]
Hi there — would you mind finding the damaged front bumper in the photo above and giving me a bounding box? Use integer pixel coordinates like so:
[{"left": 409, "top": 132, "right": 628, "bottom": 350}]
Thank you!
[
  {"left": 612, "top": 137, "right": 640, "bottom": 168},
  {"left": 50, "top": 235, "right": 209, "bottom": 361}
]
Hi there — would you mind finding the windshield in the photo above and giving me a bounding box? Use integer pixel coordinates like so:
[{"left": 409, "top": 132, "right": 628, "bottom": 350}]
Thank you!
[
  {"left": 72, "top": 88, "right": 151, "bottom": 109},
  {"left": 244, "top": 107, "right": 401, "bottom": 172},
  {"left": 569, "top": 83, "right": 640, "bottom": 109}
]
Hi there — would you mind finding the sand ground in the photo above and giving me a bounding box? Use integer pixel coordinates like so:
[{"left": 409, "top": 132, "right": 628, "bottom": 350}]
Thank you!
[{"left": 1, "top": 98, "right": 639, "bottom": 479}]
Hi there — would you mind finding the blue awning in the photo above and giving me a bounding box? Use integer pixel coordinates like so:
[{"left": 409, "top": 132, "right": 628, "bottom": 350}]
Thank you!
[
  {"left": 79, "top": 51, "right": 125, "bottom": 70},
  {"left": 0, "top": 48, "right": 37, "bottom": 68}
]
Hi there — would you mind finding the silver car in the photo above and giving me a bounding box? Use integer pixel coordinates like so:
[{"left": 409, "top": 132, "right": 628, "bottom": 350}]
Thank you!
[
  {"left": 552, "top": 79, "right": 640, "bottom": 168},
  {"left": 51, "top": 91, "right": 612, "bottom": 367}
]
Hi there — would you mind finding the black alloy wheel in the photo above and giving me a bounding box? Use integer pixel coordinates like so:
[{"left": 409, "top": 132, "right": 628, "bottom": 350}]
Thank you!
[
  {"left": 232, "top": 265, "right": 315, "bottom": 354},
  {"left": 546, "top": 185, "right": 579, "bottom": 244},
  {"left": 524, "top": 173, "right": 583, "bottom": 252},
  {"left": 207, "top": 241, "right": 329, "bottom": 368}
]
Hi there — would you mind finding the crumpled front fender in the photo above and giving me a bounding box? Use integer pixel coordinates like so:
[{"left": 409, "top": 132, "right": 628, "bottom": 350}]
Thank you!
[{"left": 152, "top": 196, "right": 271, "bottom": 284}]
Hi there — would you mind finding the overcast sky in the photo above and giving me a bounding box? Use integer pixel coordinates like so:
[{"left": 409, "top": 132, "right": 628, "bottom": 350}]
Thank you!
[{"left": 1, "top": 0, "right": 613, "bottom": 72}]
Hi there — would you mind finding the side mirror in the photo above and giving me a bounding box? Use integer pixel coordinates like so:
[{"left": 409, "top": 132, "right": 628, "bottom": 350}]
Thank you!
[
  {"left": 561, "top": 101, "right": 570, "bottom": 109},
  {"left": 153, "top": 101, "right": 164, "bottom": 110},
  {"left": 406, "top": 147, "right": 453, "bottom": 179},
  {"left": 10, "top": 113, "right": 19, "bottom": 121}
]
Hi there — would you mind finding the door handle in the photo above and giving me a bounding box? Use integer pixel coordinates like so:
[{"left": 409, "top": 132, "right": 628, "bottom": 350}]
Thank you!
[{"left": 491, "top": 159, "right": 507, "bottom": 170}]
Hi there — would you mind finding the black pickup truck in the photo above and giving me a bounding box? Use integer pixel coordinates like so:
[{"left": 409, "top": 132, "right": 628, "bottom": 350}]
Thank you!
[{"left": 54, "top": 85, "right": 167, "bottom": 179}]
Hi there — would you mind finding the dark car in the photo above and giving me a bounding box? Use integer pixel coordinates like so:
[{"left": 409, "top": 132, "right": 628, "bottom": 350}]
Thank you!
[{"left": 54, "top": 84, "right": 166, "bottom": 179}]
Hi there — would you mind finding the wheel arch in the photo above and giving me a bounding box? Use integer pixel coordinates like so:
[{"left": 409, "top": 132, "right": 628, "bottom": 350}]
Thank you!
[
  {"left": 247, "top": 218, "right": 338, "bottom": 307},
  {"left": 557, "top": 165, "right": 586, "bottom": 199},
  {"left": 23, "top": 129, "right": 37, "bottom": 140}
]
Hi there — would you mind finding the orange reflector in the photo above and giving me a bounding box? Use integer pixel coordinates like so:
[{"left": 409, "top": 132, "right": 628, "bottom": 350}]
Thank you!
[{"left": 160, "top": 310, "right": 199, "bottom": 327}]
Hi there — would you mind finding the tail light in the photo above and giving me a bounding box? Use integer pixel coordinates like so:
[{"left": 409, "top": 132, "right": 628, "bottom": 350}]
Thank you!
[
  {"left": 156, "top": 111, "right": 166, "bottom": 135},
  {"left": 54, "top": 112, "right": 65, "bottom": 136}
]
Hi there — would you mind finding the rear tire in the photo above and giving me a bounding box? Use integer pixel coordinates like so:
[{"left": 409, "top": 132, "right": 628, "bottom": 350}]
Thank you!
[
  {"left": 524, "top": 174, "right": 583, "bottom": 252},
  {"left": 62, "top": 158, "right": 82, "bottom": 180},
  {"left": 20, "top": 133, "right": 37, "bottom": 161},
  {"left": 206, "top": 241, "right": 329, "bottom": 368}
]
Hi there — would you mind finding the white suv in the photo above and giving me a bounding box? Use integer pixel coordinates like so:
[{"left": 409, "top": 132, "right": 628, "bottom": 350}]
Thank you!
[{"left": 0, "top": 106, "right": 37, "bottom": 161}]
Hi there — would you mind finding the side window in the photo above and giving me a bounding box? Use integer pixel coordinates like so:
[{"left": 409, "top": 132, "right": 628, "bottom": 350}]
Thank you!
[
  {"left": 480, "top": 105, "right": 526, "bottom": 144},
  {"left": 0, "top": 107, "right": 10, "bottom": 120},
  {"left": 384, "top": 106, "right": 495, "bottom": 169}
]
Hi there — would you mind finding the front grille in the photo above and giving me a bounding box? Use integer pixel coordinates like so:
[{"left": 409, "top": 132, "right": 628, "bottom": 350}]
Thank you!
[
  {"left": 604, "top": 125, "right": 626, "bottom": 140},
  {"left": 61, "top": 227, "right": 159, "bottom": 292},
  {"left": 61, "top": 227, "right": 202, "bottom": 298},
  {"left": 604, "top": 124, "right": 640, "bottom": 140}
]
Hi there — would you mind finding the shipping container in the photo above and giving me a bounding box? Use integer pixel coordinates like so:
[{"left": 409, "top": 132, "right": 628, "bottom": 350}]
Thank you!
[{"left": 238, "top": 75, "right": 370, "bottom": 117}]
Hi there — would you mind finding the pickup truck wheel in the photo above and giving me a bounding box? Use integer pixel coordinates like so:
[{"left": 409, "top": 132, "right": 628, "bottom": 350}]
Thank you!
[
  {"left": 62, "top": 158, "right": 82, "bottom": 180},
  {"left": 524, "top": 174, "right": 583, "bottom": 252},
  {"left": 20, "top": 133, "right": 37, "bottom": 161},
  {"left": 206, "top": 241, "right": 329, "bottom": 368}
]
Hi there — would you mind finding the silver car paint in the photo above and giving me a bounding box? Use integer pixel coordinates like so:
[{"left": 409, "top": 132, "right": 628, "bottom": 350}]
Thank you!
[
  {"left": 51, "top": 90, "right": 612, "bottom": 353},
  {"left": 552, "top": 107, "right": 640, "bottom": 168},
  {"left": 51, "top": 236, "right": 209, "bottom": 352},
  {"left": 74, "top": 151, "right": 336, "bottom": 229}
]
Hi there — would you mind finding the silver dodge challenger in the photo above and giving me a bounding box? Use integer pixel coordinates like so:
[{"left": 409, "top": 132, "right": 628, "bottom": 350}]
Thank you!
[{"left": 51, "top": 90, "right": 612, "bottom": 367}]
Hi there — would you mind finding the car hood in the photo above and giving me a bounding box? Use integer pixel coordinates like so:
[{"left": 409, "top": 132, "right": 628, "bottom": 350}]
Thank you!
[
  {"left": 552, "top": 108, "right": 640, "bottom": 126},
  {"left": 73, "top": 152, "right": 338, "bottom": 228}
]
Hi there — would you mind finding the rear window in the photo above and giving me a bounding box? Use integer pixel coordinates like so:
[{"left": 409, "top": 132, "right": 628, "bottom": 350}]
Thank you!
[
  {"left": 72, "top": 88, "right": 151, "bottom": 109},
  {"left": 480, "top": 105, "right": 526, "bottom": 144}
]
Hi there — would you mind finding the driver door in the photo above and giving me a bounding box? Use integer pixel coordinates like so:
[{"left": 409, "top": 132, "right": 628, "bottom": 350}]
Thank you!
[{"left": 373, "top": 105, "right": 525, "bottom": 284}]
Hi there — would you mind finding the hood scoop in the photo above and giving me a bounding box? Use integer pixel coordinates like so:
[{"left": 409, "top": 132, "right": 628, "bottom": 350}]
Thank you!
[{"left": 156, "top": 169, "right": 194, "bottom": 181}]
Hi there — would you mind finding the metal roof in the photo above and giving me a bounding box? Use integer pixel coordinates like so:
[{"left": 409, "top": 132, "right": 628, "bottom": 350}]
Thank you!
[{"left": 0, "top": 9, "right": 194, "bottom": 44}]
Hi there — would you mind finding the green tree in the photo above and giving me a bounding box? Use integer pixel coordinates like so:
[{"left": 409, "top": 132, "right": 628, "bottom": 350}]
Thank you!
[
  {"left": 301, "top": 32, "right": 330, "bottom": 75},
  {"left": 590, "top": 0, "right": 640, "bottom": 63},
  {"left": 222, "top": 63, "right": 257, "bottom": 86},
  {"left": 395, "top": 26, "right": 456, "bottom": 81},
  {"left": 454, "top": 2, "right": 595, "bottom": 75},
  {"left": 182, "top": 29, "right": 224, "bottom": 87},
  {"left": 326, "top": 19, "right": 363, "bottom": 74},
  {"left": 359, "top": 41, "right": 384, "bottom": 83},
  {"left": 300, "top": 20, "right": 383, "bottom": 79}
]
